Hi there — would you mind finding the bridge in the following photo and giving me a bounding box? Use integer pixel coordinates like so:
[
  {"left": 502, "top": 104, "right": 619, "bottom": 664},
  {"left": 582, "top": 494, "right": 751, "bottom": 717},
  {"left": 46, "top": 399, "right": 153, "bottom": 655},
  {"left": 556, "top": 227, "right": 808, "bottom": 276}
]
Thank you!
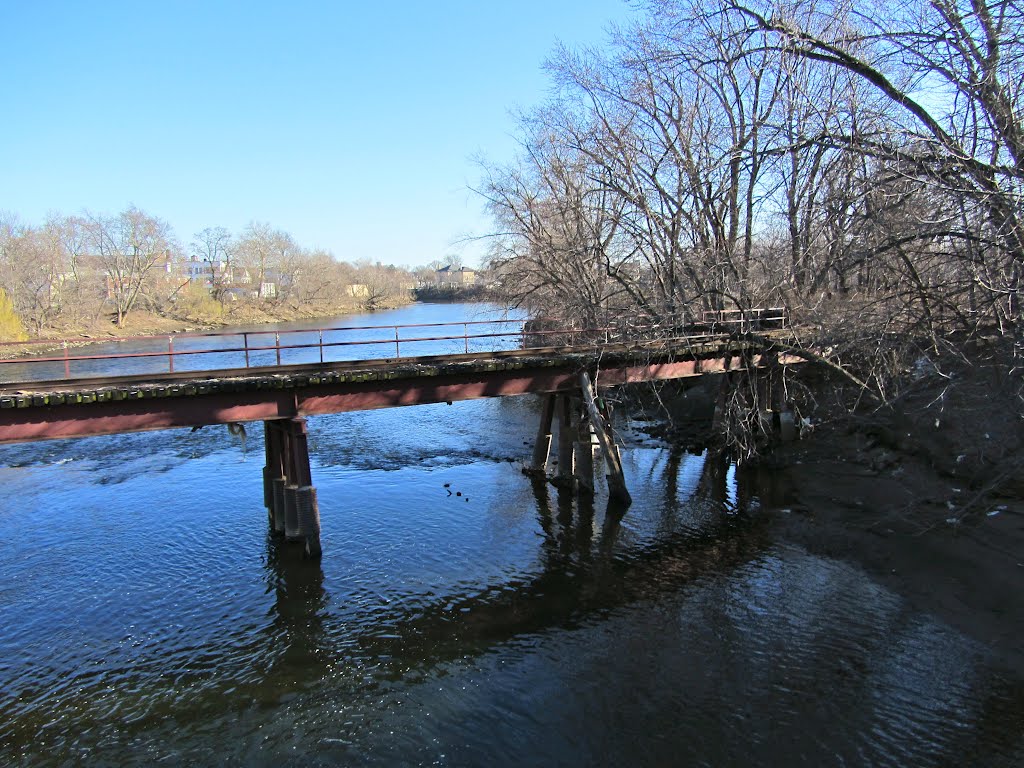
[{"left": 0, "top": 311, "right": 796, "bottom": 558}]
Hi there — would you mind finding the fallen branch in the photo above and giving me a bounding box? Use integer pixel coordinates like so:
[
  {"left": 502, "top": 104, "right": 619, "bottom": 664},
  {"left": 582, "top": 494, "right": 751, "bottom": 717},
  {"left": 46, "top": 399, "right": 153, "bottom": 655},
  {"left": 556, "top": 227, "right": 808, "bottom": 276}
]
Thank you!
[{"left": 749, "top": 332, "right": 887, "bottom": 407}]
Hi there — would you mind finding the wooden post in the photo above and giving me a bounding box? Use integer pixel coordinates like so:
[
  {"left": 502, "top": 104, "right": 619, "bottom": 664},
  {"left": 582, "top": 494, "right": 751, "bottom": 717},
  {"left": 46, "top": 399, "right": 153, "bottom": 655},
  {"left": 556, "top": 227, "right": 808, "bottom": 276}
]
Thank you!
[
  {"left": 756, "top": 359, "right": 771, "bottom": 412},
  {"left": 295, "top": 485, "right": 321, "bottom": 558},
  {"left": 556, "top": 395, "right": 576, "bottom": 487},
  {"left": 579, "top": 372, "right": 631, "bottom": 505},
  {"left": 711, "top": 372, "right": 731, "bottom": 435},
  {"left": 751, "top": 347, "right": 797, "bottom": 444},
  {"left": 264, "top": 421, "right": 287, "bottom": 535},
  {"left": 280, "top": 418, "right": 322, "bottom": 559},
  {"left": 575, "top": 410, "right": 596, "bottom": 495},
  {"left": 529, "top": 394, "right": 556, "bottom": 474},
  {"left": 766, "top": 349, "right": 798, "bottom": 442},
  {"left": 281, "top": 421, "right": 301, "bottom": 542},
  {"left": 290, "top": 418, "right": 322, "bottom": 558},
  {"left": 283, "top": 483, "right": 301, "bottom": 542},
  {"left": 263, "top": 421, "right": 275, "bottom": 514}
]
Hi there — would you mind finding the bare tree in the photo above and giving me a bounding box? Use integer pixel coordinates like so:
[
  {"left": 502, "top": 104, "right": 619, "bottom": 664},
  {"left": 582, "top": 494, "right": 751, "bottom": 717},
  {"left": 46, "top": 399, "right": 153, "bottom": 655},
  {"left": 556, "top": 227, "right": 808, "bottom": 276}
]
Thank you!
[
  {"left": 191, "top": 226, "right": 234, "bottom": 300},
  {"left": 482, "top": 3, "right": 795, "bottom": 324},
  {"left": 0, "top": 215, "right": 75, "bottom": 334},
  {"left": 291, "top": 249, "right": 355, "bottom": 307},
  {"left": 41, "top": 214, "right": 106, "bottom": 325},
  {"left": 480, "top": 126, "right": 629, "bottom": 327},
  {"left": 724, "top": 0, "right": 1024, "bottom": 327},
  {"left": 234, "top": 222, "right": 297, "bottom": 300},
  {"left": 88, "top": 206, "right": 177, "bottom": 327},
  {"left": 353, "top": 260, "right": 411, "bottom": 310}
]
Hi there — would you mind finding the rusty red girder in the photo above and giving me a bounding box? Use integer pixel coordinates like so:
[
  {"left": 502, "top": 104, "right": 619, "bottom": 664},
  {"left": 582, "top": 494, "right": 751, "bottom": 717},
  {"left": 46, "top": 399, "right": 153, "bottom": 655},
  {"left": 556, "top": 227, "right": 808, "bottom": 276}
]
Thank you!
[{"left": 0, "top": 350, "right": 772, "bottom": 444}]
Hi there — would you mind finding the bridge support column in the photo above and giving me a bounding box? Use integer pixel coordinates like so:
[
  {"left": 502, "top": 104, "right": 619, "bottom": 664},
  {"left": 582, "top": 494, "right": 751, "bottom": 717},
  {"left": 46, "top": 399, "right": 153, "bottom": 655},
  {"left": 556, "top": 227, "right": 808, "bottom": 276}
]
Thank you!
[
  {"left": 284, "top": 485, "right": 301, "bottom": 542},
  {"left": 579, "top": 373, "right": 631, "bottom": 505},
  {"left": 575, "top": 413, "right": 596, "bottom": 496},
  {"left": 264, "top": 418, "right": 322, "bottom": 559},
  {"left": 283, "top": 417, "right": 322, "bottom": 559},
  {"left": 295, "top": 485, "right": 321, "bottom": 559},
  {"left": 555, "top": 395, "right": 576, "bottom": 487},
  {"left": 768, "top": 355, "right": 798, "bottom": 443},
  {"left": 264, "top": 421, "right": 287, "bottom": 535},
  {"left": 711, "top": 373, "right": 729, "bottom": 436},
  {"left": 758, "top": 350, "right": 797, "bottom": 443},
  {"left": 529, "top": 394, "right": 556, "bottom": 474},
  {"left": 757, "top": 355, "right": 774, "bottom": 429}
]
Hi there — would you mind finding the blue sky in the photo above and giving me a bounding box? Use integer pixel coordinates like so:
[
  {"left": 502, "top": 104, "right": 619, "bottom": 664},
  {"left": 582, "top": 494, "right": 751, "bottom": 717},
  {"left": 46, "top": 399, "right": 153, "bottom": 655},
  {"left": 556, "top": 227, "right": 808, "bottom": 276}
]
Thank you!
[{"left": 2, "top": 1, "right": 637, "bottom": 268}]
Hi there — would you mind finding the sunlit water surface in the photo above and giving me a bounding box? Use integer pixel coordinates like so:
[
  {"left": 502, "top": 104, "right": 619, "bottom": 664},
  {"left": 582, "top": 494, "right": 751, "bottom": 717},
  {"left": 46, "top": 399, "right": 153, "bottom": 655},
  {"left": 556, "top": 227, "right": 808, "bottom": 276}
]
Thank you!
[{"left": 0, "top": 304, "right": 1021, "bottom": 766}]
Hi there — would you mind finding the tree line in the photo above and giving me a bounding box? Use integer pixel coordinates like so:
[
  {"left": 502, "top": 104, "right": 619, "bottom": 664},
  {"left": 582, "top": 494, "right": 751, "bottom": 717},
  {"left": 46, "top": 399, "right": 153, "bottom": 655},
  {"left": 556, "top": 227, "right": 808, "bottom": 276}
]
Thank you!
[
  {"left": 481, "top": 0, "right": 1023, "bottom": 394},
  {"left": 0, "top": 207, "right": 418, "bottom": 336}
]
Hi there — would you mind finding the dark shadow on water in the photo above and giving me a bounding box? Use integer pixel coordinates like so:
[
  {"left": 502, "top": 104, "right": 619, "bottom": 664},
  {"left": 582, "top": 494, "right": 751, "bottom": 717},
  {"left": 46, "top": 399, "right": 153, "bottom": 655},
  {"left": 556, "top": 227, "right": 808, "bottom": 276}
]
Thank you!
[
  {"left": 345, "top": 455, "right": 777, "bottom": 679},
  {"left": 265, "top": 537, "right": 327, "bottom": 635},
  {"left": 253, "top": 536, "right": 329, "bottom": 697},
  {"left": 661, "top": 445, "right": 683, "bottom": 507},
  {"left": 698, "top": 448, "right": 731, "bottom": 506},
  {"left": 11, "top": 451, "right": 778, "bottom": 760}
]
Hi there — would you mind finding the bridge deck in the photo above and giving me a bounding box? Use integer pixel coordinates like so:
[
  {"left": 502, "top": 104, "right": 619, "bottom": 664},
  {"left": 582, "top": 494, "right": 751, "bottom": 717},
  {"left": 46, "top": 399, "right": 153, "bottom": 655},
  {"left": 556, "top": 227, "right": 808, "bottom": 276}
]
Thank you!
[{"left": 0, "top": 338, "right": 777, "bottom": 444}]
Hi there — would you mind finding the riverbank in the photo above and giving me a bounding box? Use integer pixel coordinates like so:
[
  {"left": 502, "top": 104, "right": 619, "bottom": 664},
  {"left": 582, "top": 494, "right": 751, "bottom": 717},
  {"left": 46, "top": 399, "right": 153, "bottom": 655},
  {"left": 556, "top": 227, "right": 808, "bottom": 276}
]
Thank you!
[
  {"left": 758, "top": 359, "right": 1024, "bottom": 674},
  {"left": 0, "top": 297, "right": 418, "bottom": 356},
  {"left": 629, "top": 356, "right": 1024, "bottom": 674},
  {"left": 764, "top": 428, "right": 1024, "bottom": 675}
]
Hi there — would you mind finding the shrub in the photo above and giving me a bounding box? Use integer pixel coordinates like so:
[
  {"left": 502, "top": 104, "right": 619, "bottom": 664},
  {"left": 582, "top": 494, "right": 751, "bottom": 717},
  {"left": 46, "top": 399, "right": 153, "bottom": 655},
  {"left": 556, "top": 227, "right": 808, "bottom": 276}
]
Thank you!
[
  {"left": 175, "top": 284, "right": 223, "bottom": 323},
  {"left": 0, "top": 288, "right": 27, "bottom": 342}
]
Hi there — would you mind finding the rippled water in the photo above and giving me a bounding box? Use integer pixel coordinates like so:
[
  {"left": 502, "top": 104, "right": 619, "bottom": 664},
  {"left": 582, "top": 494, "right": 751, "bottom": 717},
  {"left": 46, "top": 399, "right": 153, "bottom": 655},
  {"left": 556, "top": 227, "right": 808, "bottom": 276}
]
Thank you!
[{"left": 1, "top": 304, "right": 1022, "bottom": 766}]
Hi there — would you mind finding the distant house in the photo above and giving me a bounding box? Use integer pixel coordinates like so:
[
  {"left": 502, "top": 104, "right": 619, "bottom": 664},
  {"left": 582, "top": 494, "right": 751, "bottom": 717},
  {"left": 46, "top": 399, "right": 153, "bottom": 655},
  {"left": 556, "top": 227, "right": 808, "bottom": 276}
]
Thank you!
[
  {"left": 345, "top": 284, "right": 369, "bottom": 298},
  {"left": 175, "top": 258, "right": 288, "bottom": 299},
  {"left": 435, "top": 265, "right": 476, "bottom": 286},
  {"left": 180, "top": 258, "right": 230, "bottom": 286}
]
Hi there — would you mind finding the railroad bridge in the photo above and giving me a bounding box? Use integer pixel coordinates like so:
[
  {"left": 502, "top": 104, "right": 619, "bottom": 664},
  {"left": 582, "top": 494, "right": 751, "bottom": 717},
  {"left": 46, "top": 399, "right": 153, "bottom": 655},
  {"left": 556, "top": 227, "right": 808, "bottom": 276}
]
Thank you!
[{"left": 0, "top": 312, "right": 797, "bottom": 557}]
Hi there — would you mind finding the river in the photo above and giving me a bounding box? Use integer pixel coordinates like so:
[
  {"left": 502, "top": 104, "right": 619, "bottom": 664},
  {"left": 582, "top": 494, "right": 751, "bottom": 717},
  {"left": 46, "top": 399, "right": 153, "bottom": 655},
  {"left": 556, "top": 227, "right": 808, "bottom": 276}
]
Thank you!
[{"left": 0, "top": 303, "right": 1021, "bottom": 766}]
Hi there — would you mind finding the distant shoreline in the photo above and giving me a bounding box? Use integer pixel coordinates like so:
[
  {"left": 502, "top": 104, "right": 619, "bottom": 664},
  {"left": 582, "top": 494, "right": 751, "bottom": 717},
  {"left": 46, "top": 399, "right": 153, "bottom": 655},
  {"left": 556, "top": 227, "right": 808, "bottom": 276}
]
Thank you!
[
  {"left": 0, "top": 296, "right": 417, "bottom": 359},
  {"left": 0, "top": 291, "right": 503, "bottom": 360}
]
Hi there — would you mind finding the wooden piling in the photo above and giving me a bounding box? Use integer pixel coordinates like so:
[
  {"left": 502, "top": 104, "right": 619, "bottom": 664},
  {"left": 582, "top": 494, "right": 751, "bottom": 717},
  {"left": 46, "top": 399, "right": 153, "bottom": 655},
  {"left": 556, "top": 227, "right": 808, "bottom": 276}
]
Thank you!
[
  {"left": 711, "top": 373, "right": 731, "bottom": 436},
  {"left": 556, "top": 395, "right": 576, "bottom": 487},
  {"left": 766, "top": 349, "right": 798, "bottom": 442},
  {"left": 579, "top": 373, "right": 631, "bottom": 505},
  {"left": 757, "top": 355, "right": 773, "bottom": 432},
  {"left": 295, "top": 485, "right": 322, "bottom": 559},
  {"left": 263, "top": 422, "right": 275, "bottom": 512},
  {"left": 284, "top": 485, "right": 302, "bottom": 541},
  {"left": 271, "top": 477, "right": 287, "bottom": 534},
  {"left": 280, "top": 418, "right": 322, "bottom": 559},
  {"left": 264, "top": 421, "right": 287, "bottom": 535},
  {"left": 575, "top": 412, "right": 596, "bottom": 495},
  {"left": 530, "top": 394, "right": 556, "bottom": 474},
  {"left": 263, "top": 421, "right": 275, "bottom": 514}
]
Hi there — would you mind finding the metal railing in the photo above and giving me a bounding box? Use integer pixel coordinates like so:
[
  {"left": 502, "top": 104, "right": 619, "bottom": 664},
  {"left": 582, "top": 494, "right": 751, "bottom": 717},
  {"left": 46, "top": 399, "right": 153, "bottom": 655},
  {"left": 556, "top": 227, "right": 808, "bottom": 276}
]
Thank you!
[
  {"left": 700, "top": 307, "right": 789, "bottom": 332},
  {"left": 0, "top": 319, "right": 531, "bottom": 381},
  {"left": 0, "top": 308, "right": 789, "bottom": 384}
]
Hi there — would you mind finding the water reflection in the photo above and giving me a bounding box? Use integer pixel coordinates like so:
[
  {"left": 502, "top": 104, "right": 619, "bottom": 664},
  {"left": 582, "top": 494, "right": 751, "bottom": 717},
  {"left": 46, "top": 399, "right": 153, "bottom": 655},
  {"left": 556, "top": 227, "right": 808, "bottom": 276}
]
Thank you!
[
  {"left": 334, "top": 452, "right": 776, "bottom": 681},
  {"left": 262, "top": 538, "right": 328, "bottom": 680}
]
